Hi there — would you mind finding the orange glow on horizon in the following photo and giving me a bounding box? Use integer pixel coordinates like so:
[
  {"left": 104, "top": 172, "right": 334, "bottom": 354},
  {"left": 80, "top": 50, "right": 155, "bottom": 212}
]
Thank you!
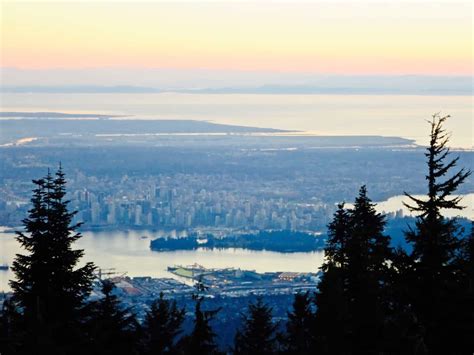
[{"left": 1, "top": 2, "right": 472, "bottom": 75}]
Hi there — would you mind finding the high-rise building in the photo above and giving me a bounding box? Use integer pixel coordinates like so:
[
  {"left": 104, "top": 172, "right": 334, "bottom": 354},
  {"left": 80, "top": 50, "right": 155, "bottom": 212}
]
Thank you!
[
  {"left": 135, "top": 205, "right": 142, "bottom": 226},
  {"left": 107, "top": 202, "right": 116, "bottom": 224},
  {"left": 91, "top": 202, "right": 101, "bottom": 224}
]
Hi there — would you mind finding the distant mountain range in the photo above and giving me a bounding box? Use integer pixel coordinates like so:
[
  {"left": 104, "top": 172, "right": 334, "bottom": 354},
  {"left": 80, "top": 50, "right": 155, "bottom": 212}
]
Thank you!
[
  {"left": 0, "top": 112, "right": 124, "bottom": 119},
  {"left": 1, "top": 69, "right": 471, "bottom": 95},
  {"left": 1, "top": 78, "right": 471, "bottom": 96},
  {"left": 1, "top": 86, "right": 161, "bottom": 94}
]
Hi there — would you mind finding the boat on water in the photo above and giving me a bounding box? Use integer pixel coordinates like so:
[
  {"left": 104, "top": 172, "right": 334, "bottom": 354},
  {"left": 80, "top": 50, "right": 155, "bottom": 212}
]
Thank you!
[{"left": 0, "top": 264, "right": 9, "bottom": 271}]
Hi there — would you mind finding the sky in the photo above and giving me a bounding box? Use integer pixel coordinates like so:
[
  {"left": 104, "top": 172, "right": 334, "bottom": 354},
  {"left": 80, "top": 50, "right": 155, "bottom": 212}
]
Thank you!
[{"left": 0, "top": 1, "right": 472, "bottom": 88}]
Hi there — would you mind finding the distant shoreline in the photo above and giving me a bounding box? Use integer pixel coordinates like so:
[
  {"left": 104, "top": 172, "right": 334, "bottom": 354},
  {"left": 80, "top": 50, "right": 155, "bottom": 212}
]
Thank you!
[
  {"left": 1, "top": 87, "right": 472, "bottom": 96},
  {"left": 0, "top": 225, "right": 185, "bottom": 234}
]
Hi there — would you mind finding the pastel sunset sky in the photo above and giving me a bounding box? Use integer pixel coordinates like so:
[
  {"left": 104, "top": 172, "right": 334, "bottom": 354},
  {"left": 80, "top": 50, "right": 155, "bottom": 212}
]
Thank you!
[{"left": 1, "top": 0, "right": 472, "bottom": 88}]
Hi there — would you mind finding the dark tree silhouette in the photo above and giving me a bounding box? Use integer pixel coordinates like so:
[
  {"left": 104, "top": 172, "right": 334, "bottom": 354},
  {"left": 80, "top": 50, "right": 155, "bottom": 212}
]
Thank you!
[
  {"left": 347, "top": 186, "right": 392, "bottom": 353},
  {"left": 179, "top": 279, "right": 221, "bottom": 355},
  {"left": 234, "top": 297, "right": 278, "bottom": 355},
  {"left": 461, "top": 222, "right": 474, "bottom": 295},
  {"left": 284, "top": 292, "right": 315, "bottom": 354},
  {"left": 448, "top": 221, "right": 474, "bottom": 353},
  {"left": 384, "top": 247, "right": 427, "bottom": 354},
  {"left": 403, "top": 114, "right": 471, "bottom": 353},
  {"left": 85, "top": 280, "right": 138, "bottom": 355},
  {"left": 141, "top": 292, "right": 185, "bottom": 354},
  {"left": 314, "top": 187, "right": 393, "bottom": 354},
  {"left": 313, "top": 203, "right": 350, "bottom": 354},
  {"left": 9, "top": 167, "right": 96, "bottom": 354},
  {"left": 323, "top": 203, "right": 351, "bottom": 270},
  {"left": 0, "top": 296, "right": 23, "bottom": 355}
]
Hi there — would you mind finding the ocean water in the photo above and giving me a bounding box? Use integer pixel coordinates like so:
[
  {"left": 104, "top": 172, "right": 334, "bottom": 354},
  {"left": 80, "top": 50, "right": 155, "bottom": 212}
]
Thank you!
[
  {"left": 0, "top": 229, "right": 325, "bottom": 292},
  {"left": 0, "top": 93, "right": 472, "bottom": 148},
  {"left": 374, "top": 194, "right": 474, "bottom": 220}
]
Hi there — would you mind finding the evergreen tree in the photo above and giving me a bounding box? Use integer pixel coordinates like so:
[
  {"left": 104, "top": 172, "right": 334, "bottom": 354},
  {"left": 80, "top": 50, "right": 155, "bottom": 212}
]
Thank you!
[
  {"left": 314, "top": 266, "right": 348, "bottom": 355},
  {"left": 234, "top": 297, "right": 278, "bottom": 355},
  {"left": 449, "top": 222, "right": 474, "bottom": 353},
  {"left": 403, "top": 114, "right": 471, "bottom": 353},
  {"left": 0, "top": 297, "right": 9, "bottom": 353},
  {"left": 384, "top": 248, "right": 427, "bottom": 354},
  {"left": 9, "top": 167, "right": 96, "bottom": 354},
  {"left": 141, "top": 292, "right": 185, "bottom": 354},
  {"left": 314, "top": 188, "right": 392, "bottom": 354},
  {"left": 313, "top": 204, "right": 350, "bottom": 354},
  {"left": 284, "top": 292, "right": 315, "bottom": 354},
  {"left": 85, "top": 280, "right": 138, "bottom": 355},
  {"left": 461, "top": 222, "right": 474, "bottom": 294},
  {"left": 0, "top": 296, "right": 23, "bottom": 355},
  {"left": 347, "top": 186, "right": 392, "bottom": 354},
  {"left": 322, "top": 203, "right": 351, "bottom": 271},
  {"left": 179, "top": 280, "right": 221, "bottom": 355}
]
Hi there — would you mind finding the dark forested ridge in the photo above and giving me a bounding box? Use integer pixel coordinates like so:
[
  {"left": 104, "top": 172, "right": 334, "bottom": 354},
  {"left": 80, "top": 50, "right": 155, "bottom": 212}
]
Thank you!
[
  {"left": 150, "top": 230, "right": 326, "bottom": 253},
  {"left": 148, "top": 219, "right": 473, "bottom": 253},
  {"left": 1, "top": 115, "right": 473, "bottom": 354}
]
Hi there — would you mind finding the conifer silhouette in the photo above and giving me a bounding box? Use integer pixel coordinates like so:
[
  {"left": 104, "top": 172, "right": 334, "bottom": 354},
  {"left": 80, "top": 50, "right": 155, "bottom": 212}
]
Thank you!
[
  {"left": 234, "top": 297, "right": 278, "bottom": 355},
  {"left": 315, "top": 187, "right": 392, "bottom": 354},
  {"left": 179, "top": 279, "right": 221, "bottom": 355},
  {"left": 313, "top": 203, "right": 350, "bottom": 354},
  {"left": 141, "top": 292, "right": 185, "bottom": 354},
  {"left": 85, "top": 280, "right": 139, "bottom": 355},
  {"left": 10, "top": 166, "right": 96, "bottom": 354},
  {"left": 285, "top": 292, "right": 315, "bottom": 354},
  {"left": 403, "top": 114, "right": 471, "bottom": 353}
]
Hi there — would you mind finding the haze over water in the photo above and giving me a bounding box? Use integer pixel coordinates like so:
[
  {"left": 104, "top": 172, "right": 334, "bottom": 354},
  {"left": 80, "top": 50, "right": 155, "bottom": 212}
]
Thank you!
[
  {"left": 1, "top": 93, "right": 472, "bottom": 149},
  {"left": 0, "top": 229, "right": 325, "bottom": 292}
]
